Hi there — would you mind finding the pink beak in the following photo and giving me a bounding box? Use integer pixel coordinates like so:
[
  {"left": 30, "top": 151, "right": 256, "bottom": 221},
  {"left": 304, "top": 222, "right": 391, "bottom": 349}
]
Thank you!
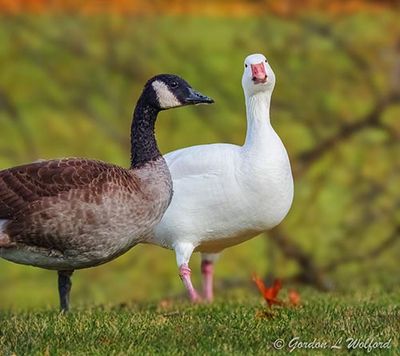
[{"left": 251, "top": 62, "right": 267, "bottom": 84}]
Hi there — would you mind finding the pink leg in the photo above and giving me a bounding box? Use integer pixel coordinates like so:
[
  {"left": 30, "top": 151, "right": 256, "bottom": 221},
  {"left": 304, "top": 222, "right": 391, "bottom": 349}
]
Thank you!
[
  {"left": 201, "top": 260, "right": 214, "bottom": 302},
  {"left": 179, "top": 264, "right": 201, "bottom": 302}
]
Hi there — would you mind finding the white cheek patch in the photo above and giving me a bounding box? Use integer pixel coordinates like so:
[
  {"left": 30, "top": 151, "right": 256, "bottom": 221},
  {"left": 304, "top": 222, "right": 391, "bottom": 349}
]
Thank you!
[{"left": 152, "top": 80, "right": 181, "bottom": 109}]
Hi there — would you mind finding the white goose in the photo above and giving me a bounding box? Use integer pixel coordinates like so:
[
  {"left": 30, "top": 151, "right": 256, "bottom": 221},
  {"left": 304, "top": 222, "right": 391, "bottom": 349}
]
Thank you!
[{"left": 148, "top": 54, "right": 294, "bottom": 301}]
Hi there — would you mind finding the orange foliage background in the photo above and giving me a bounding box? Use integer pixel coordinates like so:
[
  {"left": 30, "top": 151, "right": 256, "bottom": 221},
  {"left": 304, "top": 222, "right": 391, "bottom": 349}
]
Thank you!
[{"left": 0, "top": 0, "right": 397, "bottom": 16}]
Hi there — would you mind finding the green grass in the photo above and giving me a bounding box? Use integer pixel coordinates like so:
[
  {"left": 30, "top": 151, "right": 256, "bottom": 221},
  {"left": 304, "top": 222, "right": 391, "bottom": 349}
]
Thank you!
[
  {"left": 0, "top": 289, "right": 399, "bottom": 355},
  {"left": 1, "top": 13, "right": 400, "bottom": 308},
  {"left": 0, "top": 13, "right": 399, "bottom": 355}
]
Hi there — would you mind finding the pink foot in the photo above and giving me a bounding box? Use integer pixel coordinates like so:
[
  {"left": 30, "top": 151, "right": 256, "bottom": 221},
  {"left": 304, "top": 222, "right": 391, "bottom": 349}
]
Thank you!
[
  {"left": 201, "top": 260, "right": 214, "bottom": 302},
  {"left": 179, "top": 264, "right": 201, "bottom": 302}
]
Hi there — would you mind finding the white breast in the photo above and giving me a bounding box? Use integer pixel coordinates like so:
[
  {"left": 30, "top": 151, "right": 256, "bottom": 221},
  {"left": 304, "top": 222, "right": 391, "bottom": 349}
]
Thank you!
[
  {"left": 149, "top": 90, "right": 294, "bottom": 254},
  {"left": 151, "top": 137, "right": 293, "bottom": 253}
]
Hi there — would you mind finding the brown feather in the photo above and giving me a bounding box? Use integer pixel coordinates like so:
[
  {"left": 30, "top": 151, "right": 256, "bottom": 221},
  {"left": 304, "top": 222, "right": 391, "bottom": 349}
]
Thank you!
[
  {"left": 0, "top": 159, "right": 124, "bottom": 219},
  {"left": 0, "top": 157, "right": 172, "bottom": 269},
  {"left": 0, "top": 73, "right": 212, "bottom": 275}
]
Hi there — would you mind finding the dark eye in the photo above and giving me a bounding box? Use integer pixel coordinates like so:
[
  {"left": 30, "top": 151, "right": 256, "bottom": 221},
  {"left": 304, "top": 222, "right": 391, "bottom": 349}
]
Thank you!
[
  {"left": 245, "top": 64, "right": 248, "bottom": 68},
  {"left": 170, "top": 81, "right": 179, "bottom": 89},
  {"left": 265, "top": 60, "right": 268, "bottom": 63}
]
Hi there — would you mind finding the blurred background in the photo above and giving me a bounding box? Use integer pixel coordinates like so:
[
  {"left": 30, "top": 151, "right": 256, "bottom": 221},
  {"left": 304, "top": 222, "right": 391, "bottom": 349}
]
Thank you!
[{"left": 0, "top": 0, "right": 399, "bottom": 309}]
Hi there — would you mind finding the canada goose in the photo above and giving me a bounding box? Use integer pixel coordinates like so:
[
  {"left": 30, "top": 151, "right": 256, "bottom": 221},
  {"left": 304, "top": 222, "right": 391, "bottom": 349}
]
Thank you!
[
  {"left": 0, "top": 74, "right": 213, "bottom": 311},
  {"left": 148, "top": 54, "right": 293, "bottom": 301}
]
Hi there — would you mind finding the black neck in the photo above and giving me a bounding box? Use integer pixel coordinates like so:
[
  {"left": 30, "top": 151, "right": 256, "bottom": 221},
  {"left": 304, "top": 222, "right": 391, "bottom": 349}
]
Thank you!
[{"left": 130, "top": 97, "right": 161, "bottom": 168}]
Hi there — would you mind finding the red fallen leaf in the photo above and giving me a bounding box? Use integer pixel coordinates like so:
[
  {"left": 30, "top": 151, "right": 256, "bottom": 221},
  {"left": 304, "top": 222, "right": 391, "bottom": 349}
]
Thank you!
[
  {"left": 252, "top": 274, "right": 283, "bottom": 307},
  {"left": 288, "top": 289, "right": 301, "bottom": 306}
]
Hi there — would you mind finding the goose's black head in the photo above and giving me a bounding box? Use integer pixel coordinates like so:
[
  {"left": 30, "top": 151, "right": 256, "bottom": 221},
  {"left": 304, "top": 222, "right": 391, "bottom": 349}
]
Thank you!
[{"left": 142, "top": 74, "right": 214, "bottom": 110}]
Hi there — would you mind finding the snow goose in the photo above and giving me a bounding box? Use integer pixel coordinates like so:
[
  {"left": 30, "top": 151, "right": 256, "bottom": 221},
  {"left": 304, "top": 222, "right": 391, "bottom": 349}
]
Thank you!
[
  {"left": 149, "top": 54, "right": 294, "bottom": 301},
  {"left": 0, "top": 74, "right": 213, "bottom": 311}
]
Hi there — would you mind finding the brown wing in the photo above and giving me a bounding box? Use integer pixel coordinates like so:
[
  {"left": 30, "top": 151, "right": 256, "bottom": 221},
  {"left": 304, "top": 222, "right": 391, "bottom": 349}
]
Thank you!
[
  {"left": 0, "top": 158, "right": 145, "bottom": 254},
  {"left": 0, "top": 158, "right": 127, "bottom": 220}
]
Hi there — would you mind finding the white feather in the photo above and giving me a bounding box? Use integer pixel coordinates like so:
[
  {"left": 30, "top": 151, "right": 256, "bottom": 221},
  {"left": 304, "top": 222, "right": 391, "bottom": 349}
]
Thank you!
[{"left": 152, "top": 80, "right": 180, "bottom": 109}]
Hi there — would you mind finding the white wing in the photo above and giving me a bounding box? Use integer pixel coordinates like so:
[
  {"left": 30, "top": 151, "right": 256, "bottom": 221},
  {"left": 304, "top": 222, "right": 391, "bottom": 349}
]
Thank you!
[
  {"left": 165, "top": 143, "right": 241, "bottom": 180},
  {"left": 153, "top": 143, "right": 248, "bottom": 246}
]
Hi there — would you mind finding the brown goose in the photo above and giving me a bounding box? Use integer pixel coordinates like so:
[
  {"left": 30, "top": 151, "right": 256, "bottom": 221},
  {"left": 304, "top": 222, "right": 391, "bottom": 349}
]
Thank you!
[{"left": 0, "top": 74, "right": 213, "bottom": 311}]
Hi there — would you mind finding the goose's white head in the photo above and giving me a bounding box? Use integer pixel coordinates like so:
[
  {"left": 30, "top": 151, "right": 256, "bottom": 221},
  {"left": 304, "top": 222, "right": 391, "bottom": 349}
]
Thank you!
[{"left": 242, "top": 53, "right": 275, "bottom": 97}]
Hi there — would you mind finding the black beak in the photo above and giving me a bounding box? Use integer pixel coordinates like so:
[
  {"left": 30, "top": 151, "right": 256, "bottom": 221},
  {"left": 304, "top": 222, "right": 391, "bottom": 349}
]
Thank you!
[{"left": 183, "top": 88, "right": 214, "bottom": 105}]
